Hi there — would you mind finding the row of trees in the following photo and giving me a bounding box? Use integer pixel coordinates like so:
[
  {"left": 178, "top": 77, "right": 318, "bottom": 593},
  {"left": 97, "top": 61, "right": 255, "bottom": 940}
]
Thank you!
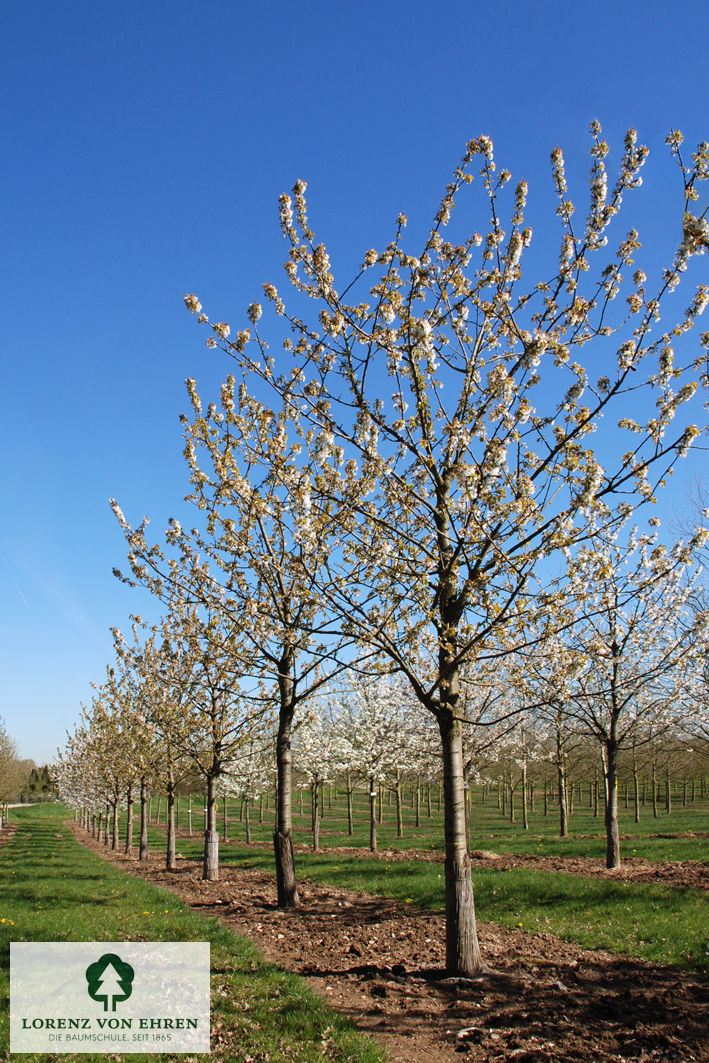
[
  {"left": 0, "top": 717, "right": 50, "bottom": 823},
  {"left": 60, "top": 123, "right": 709, "bottom": 976}
]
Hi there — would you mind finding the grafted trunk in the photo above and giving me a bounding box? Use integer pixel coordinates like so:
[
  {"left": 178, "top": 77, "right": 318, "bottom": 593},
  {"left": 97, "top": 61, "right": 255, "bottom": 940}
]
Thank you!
[
  {"left": 440, "top": 710, "right": 483, "bottom": 976},
  {"left": 202, "top": 771, "right": 219, "bottom": 881}
]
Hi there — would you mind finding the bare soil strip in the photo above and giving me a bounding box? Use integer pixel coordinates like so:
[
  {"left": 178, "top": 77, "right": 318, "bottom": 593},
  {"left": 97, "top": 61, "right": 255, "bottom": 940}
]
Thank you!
[{"left": 70, "top": 826, "right": 709, "bottom": 1063}]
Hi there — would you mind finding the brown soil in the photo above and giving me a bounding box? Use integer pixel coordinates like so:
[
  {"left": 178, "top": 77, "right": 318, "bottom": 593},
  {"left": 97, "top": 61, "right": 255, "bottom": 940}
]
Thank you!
[{"left": 70, "top": 825, "right": 709, "bottom": 1063}]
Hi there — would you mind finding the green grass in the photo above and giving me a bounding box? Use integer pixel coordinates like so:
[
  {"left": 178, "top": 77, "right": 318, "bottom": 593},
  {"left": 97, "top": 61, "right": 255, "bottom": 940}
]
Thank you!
[
  {"left": 0, "top": 804, "right": 386, "bottom": 1063},
  {"left": 123, "top": 785, "right": 709, "bottom": 863},
  {"left": 85, "top": 786, "right": 709, "bottom": 979}
]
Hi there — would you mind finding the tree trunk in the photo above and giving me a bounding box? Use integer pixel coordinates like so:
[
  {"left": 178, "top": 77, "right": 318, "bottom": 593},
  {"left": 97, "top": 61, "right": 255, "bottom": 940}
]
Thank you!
[
  {"left": 112, "top": 800, "right": 119, "bottom": 850},
  {"left": 369, "top": 775, "right": 377, "bottom": 852},
  {"left": 604, "top": 740, "right": 621, "bottom": 869},
  {"left": 346, "top": 771, "right": 354, "bottom": 835},
  {"left": 124, "top": 785, "right": 134, "bottom": 856},
  {"left": 395, "top": 772, "right": 403, "bottom": 837},
  {"left": 245, "top": 797, "right": 251, "bottom": 845},
  {"left": 166, "top": 774, "right": 177, "bottom": 871},
  {"left": 273, "top": 682, "right": 299, "bottom": 907},
  {"left": 311, "top": 780, "right": 320, "bottom": 852},
  {"left": 223, "top": 794, "right": 229, "bottom": 841},
  {"left": 633, "top": 752, "right": 640, "bottom": 824},
  {"left": 202, "top": 771, "right": 219, "bottom": 881},
  {"left": 139, "top": 777, "right": 149, "bottom": 861},
  {"left": 522, "top": 755, "right": 529, "bottom": 831},
  {"left": 665, "top": 765, "right": 671, "bottom": 815},
  {"left": 439, "top": 710, "right": 483, "bottom": 975},
  {"left": 558, "top": 756, "right": 569, "bottom": 838}
]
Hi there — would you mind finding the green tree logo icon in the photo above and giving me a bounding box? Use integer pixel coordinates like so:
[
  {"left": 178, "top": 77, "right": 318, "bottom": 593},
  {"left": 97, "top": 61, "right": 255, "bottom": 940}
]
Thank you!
[{"left": 85, "top": 953, "right": 135, "bottom": 1011}]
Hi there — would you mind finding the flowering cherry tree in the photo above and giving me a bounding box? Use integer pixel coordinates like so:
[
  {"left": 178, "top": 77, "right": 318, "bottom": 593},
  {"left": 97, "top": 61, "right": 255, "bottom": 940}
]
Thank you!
[
  {"left": 561, "top": 524, "right": 708, "bottom": 867},
  {"left": 184, "top": 125, "right": 707, "bottom": 974}
]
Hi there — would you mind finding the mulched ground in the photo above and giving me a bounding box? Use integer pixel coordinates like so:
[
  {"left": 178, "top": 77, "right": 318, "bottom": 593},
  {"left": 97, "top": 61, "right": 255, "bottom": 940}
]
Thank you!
[{"left": 70, "top": 825, "right": 709, "bottom": 1063}]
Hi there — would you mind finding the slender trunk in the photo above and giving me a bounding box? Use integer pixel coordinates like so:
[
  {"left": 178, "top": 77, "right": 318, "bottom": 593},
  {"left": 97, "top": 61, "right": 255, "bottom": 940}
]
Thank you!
[
  {"left": 273, "top": 672, "right": 299, "bottom": 907},
  {"left": 112, "top": 800, "right": 119, "bottom": 850},
  {"left": 311, "top": 780, "right": 321, "bottom": 852},
  {"left": 124, "top": 785, "right": 134, "bottom": 856},
  {"left": 202, "top": 771, "right": 219, "bottom": 881},
  {"left": 522, "top": 755, "right": 528, "bottom": 831},
  {"left": 346, "top": 771, "right": 354, "bottom": 836},
  {"left": 558, "top": 757, "right": 568, "bottom": 838},
  {"left": 395, "top": 772, "right": 403, "bottom": 838},
  {"left": 369, "top": 775, "right": 377, "bottom": 852},
  {"left": 652, "top": 759, "right": 659, "bottom": 819},
  {"left": 439, "top": 709, "right": 483, "bottom": 975},
  {"left": 139, "top": 777, "right": 149, "bottom": 861},
  {"left": 604, "top": 740, "right": 621, "bottom": 869},
  {"left": 259, "top": 793, "right": 264, "bottom": 823},
  {"left": 632, "top": 751, "right": 640, "bottom": 824},
  {"left": 104, "top": 804, "right": 110, "bottom": 845},
  {"left": 188, "top": 792, "right": 193, "bottom": 836},
  {"left": 415, "top": 777, "right": 421, "bottom": 828},
  {"left": 665, "top": 765, "right": 671, "bottom": 815},
  {"left": 427, "top": 784, "right": 432, "bottom": 817},
  {"left": 166, "top": 773, "right": 177, "bottom": 871},
  {"left": 245, "top": 797, "right": 251, "bottom": 845}
]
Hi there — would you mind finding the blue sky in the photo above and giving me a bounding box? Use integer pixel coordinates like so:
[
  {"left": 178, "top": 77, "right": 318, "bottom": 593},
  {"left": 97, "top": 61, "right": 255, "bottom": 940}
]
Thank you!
[{"left": 1, "top": 0, "right": 707, "bottom": 764}]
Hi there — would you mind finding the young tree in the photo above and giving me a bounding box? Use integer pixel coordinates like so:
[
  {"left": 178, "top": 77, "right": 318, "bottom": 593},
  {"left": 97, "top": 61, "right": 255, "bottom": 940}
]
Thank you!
[
  {"left": 184, "top": 126, "right": 708, "bottom": 974},
  {"left": 562, "top": 525, "right": 708, "bottom": 867}
]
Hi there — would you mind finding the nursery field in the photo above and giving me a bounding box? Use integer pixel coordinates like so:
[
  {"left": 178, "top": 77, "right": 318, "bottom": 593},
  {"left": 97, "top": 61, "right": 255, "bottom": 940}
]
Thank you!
[
  {"left": 74, "top": 787, "right": 709, "bottom": 1063},
  {"left": 0, "top": 804, "right": 383, "bottom": 1063},
  {"left": 128, "top": 786, "right": 709, "bottom": 973},
  {"left": 4, "top": 796, "right": 708, "bottom": 1062}
]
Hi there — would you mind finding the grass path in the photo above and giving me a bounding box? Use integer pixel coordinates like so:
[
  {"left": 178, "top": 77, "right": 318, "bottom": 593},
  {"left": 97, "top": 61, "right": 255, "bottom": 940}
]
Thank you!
[{"left": 0, "top": 805, "right": 386, "bottom": 1062}]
